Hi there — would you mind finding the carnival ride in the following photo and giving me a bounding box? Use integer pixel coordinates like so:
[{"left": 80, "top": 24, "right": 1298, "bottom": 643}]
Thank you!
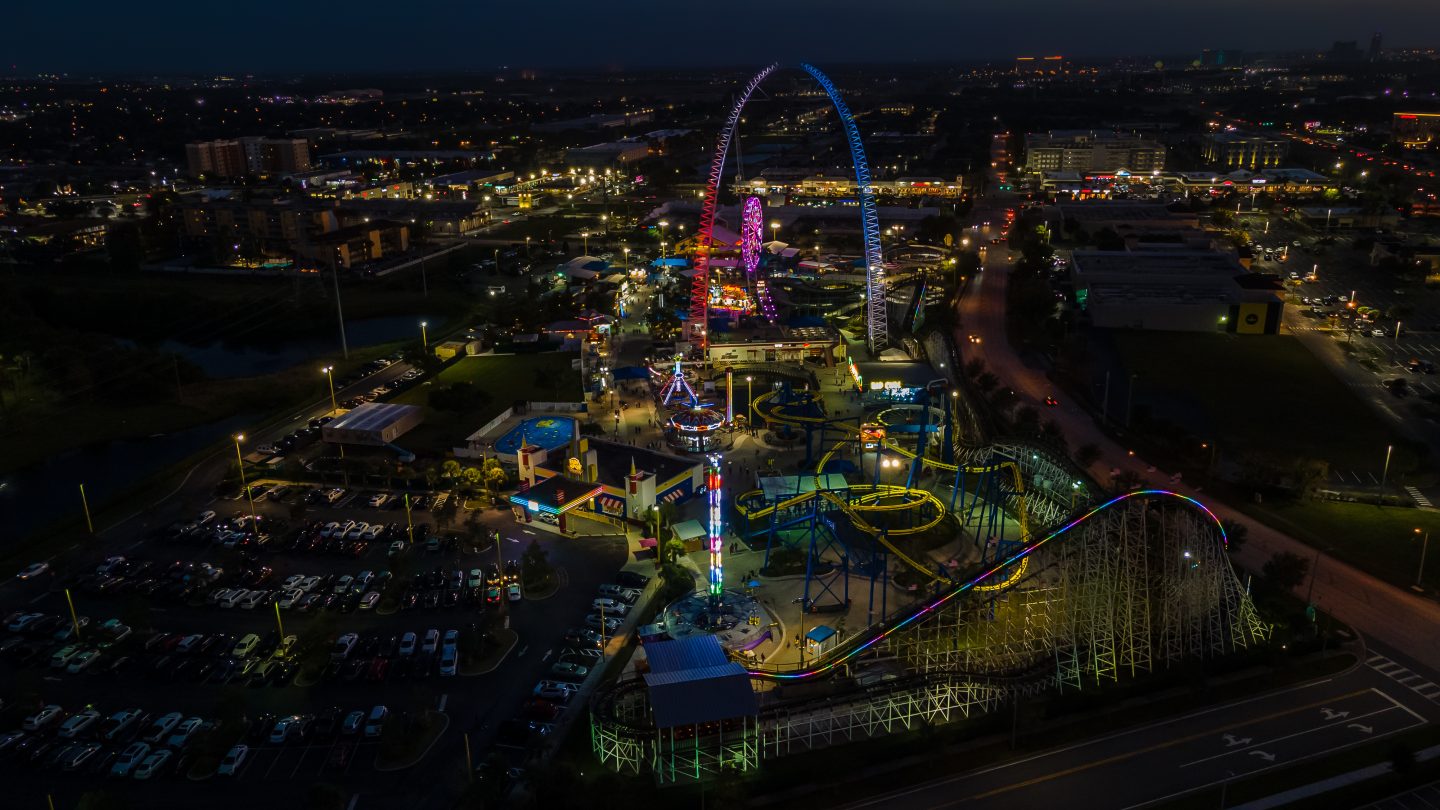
[
  {"left": 592, "top": 381, "right": 1270, "bottom": 781},
  {"left": 690, "top": 64, "right": 886, "bottom": 353}
]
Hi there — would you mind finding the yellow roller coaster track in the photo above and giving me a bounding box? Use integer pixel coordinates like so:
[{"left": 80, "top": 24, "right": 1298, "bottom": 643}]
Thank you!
[{"left": 736, "top": 390, "right": 1033, "bottom": 589}]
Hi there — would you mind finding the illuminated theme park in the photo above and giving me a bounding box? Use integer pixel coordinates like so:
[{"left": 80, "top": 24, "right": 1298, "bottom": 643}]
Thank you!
[{"left": 582, "top": 64, "right": 1270, "bottom": 785}]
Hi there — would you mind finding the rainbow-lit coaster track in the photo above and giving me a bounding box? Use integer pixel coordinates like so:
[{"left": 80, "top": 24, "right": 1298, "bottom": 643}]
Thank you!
[{"left": 591, "top": 481, "right": 1270, "bottom": 781}]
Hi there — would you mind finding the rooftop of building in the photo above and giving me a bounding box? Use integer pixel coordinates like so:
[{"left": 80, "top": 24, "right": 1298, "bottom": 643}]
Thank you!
[
  {"left": 326, "top": 402, "right": 422, "bottom": 432},
  {"left": 1071, "top": 249, "right": 1246, "bottom": 279},
  {"left": 539, "top": 438, "right": 698, "bottom": 486}
]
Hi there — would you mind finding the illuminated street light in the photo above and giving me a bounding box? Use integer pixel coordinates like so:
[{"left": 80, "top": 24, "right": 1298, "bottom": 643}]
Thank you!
[
  {"left": 1414, "top": 528, "right": 1430, "bottom": 589},
  {"left": 321, "top": 366, "right": 337, "bottom": 413},
  {"left": 420, "top": 321, "right": 429, "bottom": 348},
  {"left": 233, "top": 434, "right": 257, "bottom": 527}
]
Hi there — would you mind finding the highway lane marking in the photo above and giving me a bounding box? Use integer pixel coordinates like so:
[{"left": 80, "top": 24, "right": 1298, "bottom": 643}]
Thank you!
[
  {"left": 1122, "top": 713, "right": 1430, "bottom": 810},
  {"left": 1179, "top": 702, "right": 1403, "bottom": 767},
  {"left": 845, "top": 687, "right": 1366, "bottom": 809}
]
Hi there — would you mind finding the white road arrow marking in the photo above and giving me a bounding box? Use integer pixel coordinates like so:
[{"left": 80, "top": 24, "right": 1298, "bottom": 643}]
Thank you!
[
  {"left": 517, "top": 646, "right": 529, "bottom": 658},
  {"left": 1320, "top": 708, "right": 1350, "bottom": 721},
  {"left": 1222, "top": 734, "right": 1252, "bottom": 747},
  {"left": 1347, "top": 723, "right": 1374, "bottom": 734},
  {"left": 1248, "top": 751, "right": 1276, "bottom": 762}
]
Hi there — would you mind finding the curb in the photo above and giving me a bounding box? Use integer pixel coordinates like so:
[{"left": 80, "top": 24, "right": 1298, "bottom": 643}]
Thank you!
[
  {"left": 373, "top": 711, "right": 452, "bottom": 772},
  {"left": 461, "top": 629, "right": 519, "bottom": 677}
]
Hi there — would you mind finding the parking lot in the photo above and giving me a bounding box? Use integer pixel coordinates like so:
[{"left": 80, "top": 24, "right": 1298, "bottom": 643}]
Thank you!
[{"left": 0, "top": 472, "right": 636, "bottom": 808}]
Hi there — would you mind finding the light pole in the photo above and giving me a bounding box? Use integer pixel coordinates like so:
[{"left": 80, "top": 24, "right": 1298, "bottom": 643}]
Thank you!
[
  {"left": 1415, "top": 528, "right": 1430, "bottom": 589},
  {"left": 623, "top": 246, "right": 630, "bottom": 274},
  {"left": 770, "top": 221, "right": 780, "bottom": 243},
  {"left": 581, "top": 231, "right": 589, "bottom": 255},
  {"left": 525, "top": 235, "right": 531, "bottom": 258},
  {"left": 745, "top": 376, "right": 754, "bottom": 432},
  {"left": 1381, "top": 444, "right": 1394, "bottom": 494},
  {"left": 420, "top": 321, "right": 429, "bottom": 350},
  {"left": 234, "top": 434, "right": 257, "bottom": 526},
  {"left": 321, "top": 366, "right": 337, "bottom": 413}
]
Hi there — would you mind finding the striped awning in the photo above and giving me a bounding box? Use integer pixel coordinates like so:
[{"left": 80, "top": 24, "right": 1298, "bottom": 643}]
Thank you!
[
  {"left": 660, "top": 488, "right": 687, "bottom": 504},
  {"left": 597, "top": 495, "right": 625, "bottom": 513}
]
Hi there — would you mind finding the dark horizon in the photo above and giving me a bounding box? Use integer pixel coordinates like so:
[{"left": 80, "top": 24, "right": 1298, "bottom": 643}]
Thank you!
[{"left": 9, "top": 0, "right": 1438, "bottom": 75}]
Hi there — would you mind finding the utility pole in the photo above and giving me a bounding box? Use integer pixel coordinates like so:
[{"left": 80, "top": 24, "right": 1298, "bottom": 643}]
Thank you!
[
  {"left": 79, "top": 483, "right": 94, "bottom": 535},
  {"left": 331, "top": 259, "right": 349, "bottom": 359}
]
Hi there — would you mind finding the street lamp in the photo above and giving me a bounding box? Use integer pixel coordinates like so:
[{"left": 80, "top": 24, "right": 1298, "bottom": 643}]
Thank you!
[
  {"left": 770, "top": 221, "right": 780, "bottom": 243},
  {"left": 525, "top": 235, "right": 531, "bottom": 257},
  {"left": 623, "top": 246, "right": 630, "bottom": 273},
  {"left": 321, "top": 366, "right": 337, "bottom": 413},
  {"left": 745, "top": 376, "right": 754, "bottom": 431},
  {"left": 420, "top": 321, "right": 429, "bottom": 349},
  {"left": 1381, "top": 444, "right": 1394, "bottom": 494},
  {"left": 233, "top": 434, "right": 257, "bottom": 526},
  {"left": 581, "top": 231, "right": 590, "bottom": 255},
  {"left": 1414, "top": 528, "right": 1430, "bottom": 589}
]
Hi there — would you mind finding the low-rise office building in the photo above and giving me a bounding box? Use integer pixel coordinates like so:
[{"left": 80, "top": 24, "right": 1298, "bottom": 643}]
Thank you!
[
  {"left": 1200, "top": 132, "right": 1288, "bottom": 170},
  {"left": 1071, "top": 250, "right": 1284, "bottom": 334},
  {"left": 1023, "top": 131, "right": 1166, "bottom": 176}
]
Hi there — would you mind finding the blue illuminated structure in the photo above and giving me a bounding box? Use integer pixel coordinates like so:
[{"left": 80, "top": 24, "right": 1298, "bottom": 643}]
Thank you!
[
  {"left": 706, "top": 454, "right": 724, "bottom": 618},
  {"left": 691, "top": 64, "right": 887, "bottom": 353}
]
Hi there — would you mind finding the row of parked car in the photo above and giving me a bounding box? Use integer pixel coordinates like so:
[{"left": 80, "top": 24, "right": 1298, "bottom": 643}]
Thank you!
[
  {"left": 215, "top": 705, "right": 390, "bottom": 776},
  {"left": 0, "top": 703, "right": 218, "bottom": 781},
  {"left": 326, "top": 627, "right": 477, "bottom": 681}
]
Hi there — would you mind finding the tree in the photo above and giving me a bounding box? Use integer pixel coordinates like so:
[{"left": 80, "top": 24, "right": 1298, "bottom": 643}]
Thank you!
[
  {"left": 1074, "top": 444, "right": 1101, "bottom": 469},
  {"left": 1220, "top": 519, "right": 1249, "bottom": 554},
  {"left": 1261, "top": 551, "right": 1310, "bottom": 593},
  {"left": 975, "top": 372, "right": 999, "bottom": 394},
  {"left": 521, "top": 539, "right": 554, "bottom": 590},
  {"left": 481, "top": 458, "right": 508, "bottom": 495},
  {"left": 441, "top": 459, "right": 462, "bottom": 479},
  {"left": 964, "top": 358, "right": 986, "bottom": 379},
  {"left": 459, "top": 466, "right": 483, "bottom": 494}
]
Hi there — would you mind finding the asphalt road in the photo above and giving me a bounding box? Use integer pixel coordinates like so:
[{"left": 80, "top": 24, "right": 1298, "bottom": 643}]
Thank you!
[
  {"left": 954, "top": 158, "right": 1440, "bottom": 677},
  {"left": 839, "top": 662, "right": 1438, "bottom": 809}
]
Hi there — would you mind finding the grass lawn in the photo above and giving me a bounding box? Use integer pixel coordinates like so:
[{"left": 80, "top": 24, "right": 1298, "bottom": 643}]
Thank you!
[
  {"left": 1109, "top": 332, "right": 1406, "bottom": 470},
  {"left": 393, "top": 353, "right": 583, "bottom": 453},
  {"left": 1240, "top": 500, "right": 1440, "bottom": 592}
]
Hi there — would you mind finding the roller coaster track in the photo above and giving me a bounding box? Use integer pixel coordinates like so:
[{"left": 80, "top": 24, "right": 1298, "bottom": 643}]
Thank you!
[
  {"left": 738, "top": 389, "right": 1032, "bottom": 586},
  {"left": 745, "top": 489, "right": 1226, "bottom": 680}
]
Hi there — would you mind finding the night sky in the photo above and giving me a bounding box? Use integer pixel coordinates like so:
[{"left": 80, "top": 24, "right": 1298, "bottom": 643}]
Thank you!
[{"left": 8, "top": 0, "right": 1439, "bottom": 74}]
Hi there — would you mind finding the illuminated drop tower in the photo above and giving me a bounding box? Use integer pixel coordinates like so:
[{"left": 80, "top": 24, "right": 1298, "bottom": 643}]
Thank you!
[{"left": 706, "top": 453, "right": 724, "bottom": 619}]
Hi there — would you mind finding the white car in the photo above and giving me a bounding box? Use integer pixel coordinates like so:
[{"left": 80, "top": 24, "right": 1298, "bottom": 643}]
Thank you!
[
  {"left": 218, "top": 744, "right": 248, "bottom": 776},
  {"left": 166, "top": 716, "right": 205, "bottom": 749},
  {"left": 361, "top": 524, "right": 382, "bottom": 541},
  {"left": 344, "top": 522, "right": 370, "bottom": 541},
  {"left": 277, "top": 589, "right": 304, "bottom": 610},
  {"left": 367, "top": 493, "right": 388, "bottom": 508},
  {"left": 232, "top": 634, "right": 260, "bottom": 657},
  {"left": 359, "top": 592, "right": 380, "bottom": 610},
  {"left": 398, "top": 632, "right": 417, "bottom": 656},
  {"left": 58, "top": 709, "right": 100, "bottom": 738},
  {"left": 8, "top": 612, "right": 43, "bottom": 632},
  {"left": 321, "top": 521, "right": 342, "bottom": 538},
  {"left": 207, "top": 587, "right": 235, "bottom": 606},
  {"left": 111, "top": 742, "right": 150, "bottom": 777},
  {"left": 467, "top": 569, "right": 483, "bottom": 588},
  {"left": 281, "top": 574, "right": 305, "bottom": 591},
  {"left": 218, "top": 589, "right": 248, "bottom": 609},
  {"left": 298, "top": 575, "right": 322, "bottom": 593},
  {"left": 238, "top": 590, "right": 268, "bottom": 610},
  {"left": 143, "top": 712, "right": 183, "bottom": 743},
  {"left": 16, "top": 562, "right": 50, "bottom": 580},
  {"left": 24, "top": 704, "right": 63, "bottom": 731},
  {"left": 175, "top": 633, "right": 205, "bottom": 653},
  {"left": 132, "top": 749, "right": 172, "bottom": 780},
  {"left": 331, "top": 633, "right": 358, "bottom": 661}
]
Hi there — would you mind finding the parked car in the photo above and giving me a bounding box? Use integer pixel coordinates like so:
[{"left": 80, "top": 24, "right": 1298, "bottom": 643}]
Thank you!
[
  {"left": 232, "top": 634, "right": 260, "bottom": 657},
  {"left": 217, "top": 744, "right": 248, "bottom": 776},
  {"left": 550, "top": 662, "right": 589, "bottom": 679},
  {"left": 110, "top": 742, "right": 151, "bottom": 778},
  {"left": 132, "top": 749, "right": 173, "bottom": 780},
  {"left": 58, "top": 709, "right": 101, "bottom": 739},
  {"left": 363, "top": 706, "right": 389, "bottom": 738},
  {"left": 24, "top": 705, "right": 64, "bottom": 731}
]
